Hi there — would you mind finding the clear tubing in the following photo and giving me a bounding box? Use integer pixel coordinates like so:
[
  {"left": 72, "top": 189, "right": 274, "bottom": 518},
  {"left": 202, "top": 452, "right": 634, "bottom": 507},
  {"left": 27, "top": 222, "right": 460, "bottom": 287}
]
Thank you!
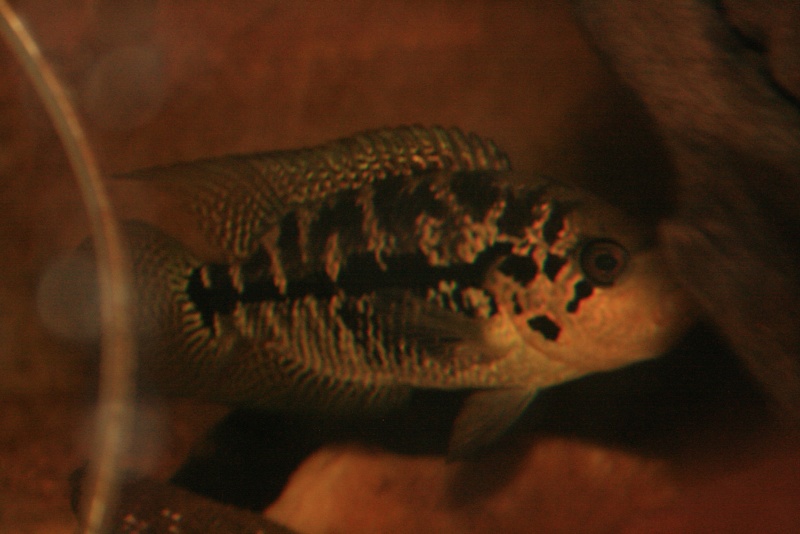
[{"left": 0, "top": 2, "right": 136, "bottom": 533}]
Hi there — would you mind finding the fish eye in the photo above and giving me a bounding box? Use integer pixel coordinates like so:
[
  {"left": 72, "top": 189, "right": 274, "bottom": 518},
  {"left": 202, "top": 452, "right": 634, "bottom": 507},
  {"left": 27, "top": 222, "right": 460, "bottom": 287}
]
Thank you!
[{"left": 580, "top": 239, "right": 629, "bottom": 286}]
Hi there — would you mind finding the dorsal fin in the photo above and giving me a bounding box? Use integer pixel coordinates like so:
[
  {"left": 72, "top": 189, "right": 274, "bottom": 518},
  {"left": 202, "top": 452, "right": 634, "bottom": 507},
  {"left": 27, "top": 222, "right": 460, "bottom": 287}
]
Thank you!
[{"left": 122, "top": 126, "right": 511, "bottom": 260}]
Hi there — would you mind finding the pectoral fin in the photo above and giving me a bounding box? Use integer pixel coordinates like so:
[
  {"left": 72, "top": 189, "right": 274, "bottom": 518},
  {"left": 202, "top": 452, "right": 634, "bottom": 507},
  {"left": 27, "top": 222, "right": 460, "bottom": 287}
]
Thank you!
[
  {"left": 448, "top": 388, "right": 537, "bottom": 459},
  {"left": 374, "top": 291, "right": 511, "bottom": 367}
]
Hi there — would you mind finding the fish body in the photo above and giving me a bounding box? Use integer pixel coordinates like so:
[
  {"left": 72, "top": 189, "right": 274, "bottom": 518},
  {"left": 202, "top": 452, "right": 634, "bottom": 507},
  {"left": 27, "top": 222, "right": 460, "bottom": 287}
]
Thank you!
[{"left": 116, "top": 126, "right": 696, "bottom": 454}]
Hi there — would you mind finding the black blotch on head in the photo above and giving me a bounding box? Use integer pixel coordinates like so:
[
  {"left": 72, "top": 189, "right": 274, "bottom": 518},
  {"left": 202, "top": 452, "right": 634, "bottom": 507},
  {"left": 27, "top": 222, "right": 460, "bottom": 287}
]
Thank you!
[
  {"left": 527, "top": 315, "right": 561, "bottom": 341},
  {"left": 372, "top": 175, "right": 446, "bottom": 237},
  {"left": 542, "top": 202, "right": 565, "bottom": 245},
  {"left": 449, "top": 171, "right": 502, "bottom": 221},
  {"left": 497, "top": 188, "right": 543, "bottom": 237},
  {"left": 513, "top": 295, "right": 523, "bottom": 315},
  {"left": 487, "top": 294, "right": 499, "bottom": 316},
  {"left": 497, "top": 254, "right": 538, "bottom": 287},
  {"left": 566, "top": 280, "right": 594, "bottom": 313},
  {"left": 543, "top": 253, "right": 567, "bottom": 282}
]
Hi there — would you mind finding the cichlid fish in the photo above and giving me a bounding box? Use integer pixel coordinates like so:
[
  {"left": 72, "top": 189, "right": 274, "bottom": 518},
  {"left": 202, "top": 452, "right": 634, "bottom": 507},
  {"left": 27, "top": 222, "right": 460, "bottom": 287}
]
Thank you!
[{"left": 110, "top": 126, "right": 697, "bottom": 456}]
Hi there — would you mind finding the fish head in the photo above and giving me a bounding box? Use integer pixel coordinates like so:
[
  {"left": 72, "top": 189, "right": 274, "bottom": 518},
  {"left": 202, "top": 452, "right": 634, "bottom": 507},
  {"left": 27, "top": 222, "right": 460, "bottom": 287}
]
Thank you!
[{"left": 485, "top": 179, "right": 698, "bottom": 381}]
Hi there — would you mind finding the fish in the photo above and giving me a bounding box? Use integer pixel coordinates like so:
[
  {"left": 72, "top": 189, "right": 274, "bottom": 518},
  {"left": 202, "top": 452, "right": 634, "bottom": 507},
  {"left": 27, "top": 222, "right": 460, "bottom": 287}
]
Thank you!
[{"left": 107, "top": 126, "right": 697, "bottom": 456}]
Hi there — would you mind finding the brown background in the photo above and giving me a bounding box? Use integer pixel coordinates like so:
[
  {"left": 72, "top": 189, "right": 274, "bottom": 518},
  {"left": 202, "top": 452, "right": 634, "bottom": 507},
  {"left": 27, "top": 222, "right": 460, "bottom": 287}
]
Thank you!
[{"left": 1, "top": 1, "right": 798, "bottom": 532}]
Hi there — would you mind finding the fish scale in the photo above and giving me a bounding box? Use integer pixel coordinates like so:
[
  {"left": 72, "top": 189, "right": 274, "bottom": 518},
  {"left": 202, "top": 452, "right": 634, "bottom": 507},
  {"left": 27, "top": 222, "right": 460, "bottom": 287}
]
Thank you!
[
  {"left": 124, "top": 126, "right": 509, "bottom": 260},
  {"left": 107, "top": 125, "right": 697, "bottom": 456}
]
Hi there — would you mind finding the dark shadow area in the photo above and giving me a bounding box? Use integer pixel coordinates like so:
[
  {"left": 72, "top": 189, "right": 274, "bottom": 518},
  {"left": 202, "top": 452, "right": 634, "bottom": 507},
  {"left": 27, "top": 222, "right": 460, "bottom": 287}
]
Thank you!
[
  {"left": 717, "top": 0, "right": 800, "bottom": 107},
  {"left": 448, "top": 322, "right": 772, "bottom": 504},
  {"left": 571, "top": 0, "right": 800, "bottom": 423},
  {"left": 522, "top": 322, "right": 770, "bottom": 458},
  {"left": 170, "top": 321, "right": 770, "bottom": 512},
  {"left": 169, "top": 410, "right": 326, "bottom": 512},
  {"left": 565, "top": 81, "right": 679, "bottom": 226},
  {"left": 169, "top": 390, "right": 465, "bottom": 511}
]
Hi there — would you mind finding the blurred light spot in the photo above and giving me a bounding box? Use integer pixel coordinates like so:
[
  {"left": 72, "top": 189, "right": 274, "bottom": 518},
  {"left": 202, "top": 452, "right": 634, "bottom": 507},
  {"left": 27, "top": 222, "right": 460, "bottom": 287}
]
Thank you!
[
  {"left": 77, "top": 399, "right": 168, "bottom": 477},
  {"left": 36, "top": 252, "right": 101, "bottom": 342},
  {"left": 81, "top": 43, "right": 166, "bottom": 131}
]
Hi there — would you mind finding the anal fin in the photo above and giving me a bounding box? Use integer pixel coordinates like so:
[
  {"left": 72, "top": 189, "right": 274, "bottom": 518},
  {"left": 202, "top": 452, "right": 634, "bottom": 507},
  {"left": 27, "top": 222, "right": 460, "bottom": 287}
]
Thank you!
[{"left": 448, "top": 388, "right": 537, "bottom": 459}]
